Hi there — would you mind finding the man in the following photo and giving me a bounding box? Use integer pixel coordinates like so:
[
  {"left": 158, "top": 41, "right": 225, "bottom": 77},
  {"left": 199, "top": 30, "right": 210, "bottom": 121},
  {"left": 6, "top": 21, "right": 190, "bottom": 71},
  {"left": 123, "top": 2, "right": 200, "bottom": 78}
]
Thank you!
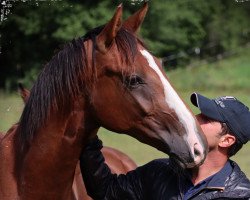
[{"left": 80, "top": 93, "right": 250, "bottom": 200}]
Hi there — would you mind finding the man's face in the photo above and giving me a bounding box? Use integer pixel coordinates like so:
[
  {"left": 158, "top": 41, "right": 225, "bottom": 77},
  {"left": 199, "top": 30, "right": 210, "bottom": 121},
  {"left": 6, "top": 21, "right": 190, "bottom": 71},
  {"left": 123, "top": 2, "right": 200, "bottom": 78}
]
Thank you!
[{"left": 196, "top": 113, "right": 223, "bottom": 151}]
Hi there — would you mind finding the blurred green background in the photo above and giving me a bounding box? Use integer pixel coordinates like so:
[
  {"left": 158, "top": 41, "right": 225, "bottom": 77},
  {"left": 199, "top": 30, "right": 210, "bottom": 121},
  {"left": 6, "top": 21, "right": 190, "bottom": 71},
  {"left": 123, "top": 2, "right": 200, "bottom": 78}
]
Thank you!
[
  {"left": 0, "top": 0, "right": 250, "bottom": 178},
  {"left": 1, "top": 0, "right": 250, "bottom": 90}
]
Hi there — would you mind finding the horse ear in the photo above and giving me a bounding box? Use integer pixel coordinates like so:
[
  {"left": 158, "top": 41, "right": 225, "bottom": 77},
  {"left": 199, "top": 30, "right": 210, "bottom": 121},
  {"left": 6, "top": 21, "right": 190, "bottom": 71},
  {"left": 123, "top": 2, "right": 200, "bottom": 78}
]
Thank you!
[
  {"left": 123, "top": 2, "right": 148, "bottom": 34},
  {"left": 18, "top": 83, "right": 30, "bottom": 104},
  {"left": 96, "top": 4, "right": 123, "bottom": 53}
]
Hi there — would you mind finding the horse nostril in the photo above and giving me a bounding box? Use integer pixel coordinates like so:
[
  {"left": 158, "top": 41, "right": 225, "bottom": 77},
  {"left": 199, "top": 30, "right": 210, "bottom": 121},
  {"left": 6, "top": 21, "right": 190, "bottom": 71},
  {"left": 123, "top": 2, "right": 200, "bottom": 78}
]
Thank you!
[
  {"left": 194, "top": 146, "right": 201, "bottom": 157},
  {"left": 193, "top": 143, "right": 202, "bottom": 158}
]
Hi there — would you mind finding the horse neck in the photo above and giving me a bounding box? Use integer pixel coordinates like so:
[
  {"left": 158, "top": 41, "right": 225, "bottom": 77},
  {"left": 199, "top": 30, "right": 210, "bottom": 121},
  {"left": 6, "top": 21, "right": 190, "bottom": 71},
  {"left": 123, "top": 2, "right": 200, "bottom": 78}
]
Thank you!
[{"left": 18, "top": 98, "right": 99, "bottom": 199}]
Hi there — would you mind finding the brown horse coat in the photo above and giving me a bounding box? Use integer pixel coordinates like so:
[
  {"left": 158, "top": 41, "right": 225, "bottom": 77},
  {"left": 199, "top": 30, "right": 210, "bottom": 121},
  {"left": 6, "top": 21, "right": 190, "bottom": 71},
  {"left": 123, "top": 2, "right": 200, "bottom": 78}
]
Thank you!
[
  {"left": 0, "top": 3, "right": 207, "bottom": 200},
  {"left": 0, "top": 85, "right": 137, "bottom": 200}
]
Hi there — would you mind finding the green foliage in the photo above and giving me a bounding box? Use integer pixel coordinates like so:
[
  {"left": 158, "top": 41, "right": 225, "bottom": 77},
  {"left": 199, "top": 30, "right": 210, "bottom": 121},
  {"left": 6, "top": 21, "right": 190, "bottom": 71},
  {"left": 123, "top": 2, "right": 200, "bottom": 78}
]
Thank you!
[
  {"left": 52, "top": 1, "right": 114, "bottom": 41},
  {"left": 19, "top": 67, "right": 40, "bottom": 89},
  {"left": 143, "top": 0, "right": 208, "bottom": 54},
  {"left": 204, "top": 1, "right": 250, "bottom": 52},
  {"left": 1, "top": 0, "right": 250, "bottom": 90}
]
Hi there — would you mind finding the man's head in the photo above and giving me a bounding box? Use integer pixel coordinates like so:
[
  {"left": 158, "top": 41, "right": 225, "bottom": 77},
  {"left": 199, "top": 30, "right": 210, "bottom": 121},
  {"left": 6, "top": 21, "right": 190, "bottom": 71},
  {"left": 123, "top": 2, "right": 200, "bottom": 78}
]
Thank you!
[{"left": 191, "top": 93, "right": 250, "bottom": 156}]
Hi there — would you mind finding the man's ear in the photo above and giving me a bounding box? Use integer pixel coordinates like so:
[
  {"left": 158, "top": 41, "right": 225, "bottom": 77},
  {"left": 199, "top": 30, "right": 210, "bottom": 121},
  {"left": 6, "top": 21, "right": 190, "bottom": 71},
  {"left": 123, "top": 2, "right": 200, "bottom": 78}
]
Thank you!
[{"left": 219, "top": 134, "right": 236, "bottom": 148}]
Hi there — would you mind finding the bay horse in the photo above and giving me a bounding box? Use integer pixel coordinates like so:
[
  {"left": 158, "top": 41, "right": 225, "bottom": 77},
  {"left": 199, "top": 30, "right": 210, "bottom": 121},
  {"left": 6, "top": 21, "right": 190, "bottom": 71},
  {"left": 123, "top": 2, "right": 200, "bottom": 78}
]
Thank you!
[
  {"left": 1, "top": 127, "right": 136, "bottom": 200},
  {"left": 1, "top": 128, "right": 135, "bottom": 200},
  {"left": 16, "top": 83, "right": 137, "bottom": 199},
  {"left": 0, "top": 132, "right": 4, "bottom": 139},
  {"left": 17, "top": 82, "right": 137, "bottom": 174},
  {"left": 0, "top": 3, "right": 207, "bottom": 200}
]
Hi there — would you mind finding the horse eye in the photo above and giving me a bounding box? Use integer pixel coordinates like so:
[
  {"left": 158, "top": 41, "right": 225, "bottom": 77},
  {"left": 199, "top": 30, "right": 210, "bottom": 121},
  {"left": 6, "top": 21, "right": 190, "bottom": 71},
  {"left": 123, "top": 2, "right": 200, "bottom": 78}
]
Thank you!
[{"left": 124, "top": 75, "right": 144, "bottom": 89}]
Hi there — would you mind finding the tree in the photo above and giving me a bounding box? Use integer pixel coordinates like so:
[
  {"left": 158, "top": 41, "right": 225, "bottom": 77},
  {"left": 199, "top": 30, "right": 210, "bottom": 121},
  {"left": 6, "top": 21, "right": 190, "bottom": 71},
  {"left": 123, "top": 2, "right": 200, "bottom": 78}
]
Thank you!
[{"left": 1, "top": 0, "right": 249, "bottom": 90}]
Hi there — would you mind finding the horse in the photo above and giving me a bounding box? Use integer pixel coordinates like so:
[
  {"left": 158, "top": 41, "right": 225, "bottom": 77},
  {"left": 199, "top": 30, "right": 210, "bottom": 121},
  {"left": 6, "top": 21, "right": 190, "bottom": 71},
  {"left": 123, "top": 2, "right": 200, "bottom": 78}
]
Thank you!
[
  {"left": 1, "top": 127, "right": 135, "bottom": 200},
  {"left": 0, "top": 132, "right": 4, "bottom": 140},
  {"left": 0, "top": 3, "right": 208, "bottom": 200},
  {"left": 1, "top": 84, "right": 137, "bottom": 200},
  {"left": 18, "top": 83, "right": 30, "bottom": 104},
  {"left": 17, "top": 83, "right": 137, "bottom": 173},
  {"left": 18, "top": 82, "right": 137, "bottom": 170},
  {"left": 16, "top": 83, "right": 137, "bottom": 199},
  {"left": 1, "top": 127, "right": 136, "bottom": 200}
]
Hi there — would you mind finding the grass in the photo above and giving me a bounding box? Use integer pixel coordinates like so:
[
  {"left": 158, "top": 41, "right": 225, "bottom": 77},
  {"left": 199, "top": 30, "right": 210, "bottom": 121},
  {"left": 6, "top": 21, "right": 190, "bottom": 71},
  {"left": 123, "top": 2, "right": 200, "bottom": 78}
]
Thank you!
[
  {"left": 0, "top": 92, "right": 24, "bottom": 131},
  {"left": 1, "top": 47, "right": 250, "bottom": 178}
]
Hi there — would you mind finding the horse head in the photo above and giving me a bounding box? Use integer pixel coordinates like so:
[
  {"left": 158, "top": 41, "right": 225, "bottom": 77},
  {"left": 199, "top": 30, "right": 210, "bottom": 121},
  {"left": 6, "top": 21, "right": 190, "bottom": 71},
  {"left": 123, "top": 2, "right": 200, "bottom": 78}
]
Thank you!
[
  {"left": 86, "top": 3, "right": 208, "bottom": 168},
  {"left": 8, "top": 4, "right": 209, "bottom": 199}
]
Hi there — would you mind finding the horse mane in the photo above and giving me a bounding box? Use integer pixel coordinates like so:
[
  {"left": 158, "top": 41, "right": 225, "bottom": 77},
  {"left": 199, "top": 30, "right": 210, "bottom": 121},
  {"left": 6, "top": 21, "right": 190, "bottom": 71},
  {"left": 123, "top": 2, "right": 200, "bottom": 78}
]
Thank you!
[{"left": 14, "top": 26, "right": 143, "bottom": 155}]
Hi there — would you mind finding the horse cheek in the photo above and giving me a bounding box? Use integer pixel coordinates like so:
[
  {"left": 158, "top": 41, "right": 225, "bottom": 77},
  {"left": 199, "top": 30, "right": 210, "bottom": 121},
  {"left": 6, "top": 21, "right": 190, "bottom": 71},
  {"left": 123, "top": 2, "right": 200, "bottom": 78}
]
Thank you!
[{"left": 90, "top": 78, "right": 132, "bottom": 131}]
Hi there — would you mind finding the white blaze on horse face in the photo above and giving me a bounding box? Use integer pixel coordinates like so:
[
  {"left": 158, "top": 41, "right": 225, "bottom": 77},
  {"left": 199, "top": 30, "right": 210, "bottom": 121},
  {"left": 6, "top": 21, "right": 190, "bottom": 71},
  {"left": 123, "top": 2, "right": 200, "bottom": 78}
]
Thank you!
[{"left": 140, "top": 49, "right": 204, "bottom": 163}]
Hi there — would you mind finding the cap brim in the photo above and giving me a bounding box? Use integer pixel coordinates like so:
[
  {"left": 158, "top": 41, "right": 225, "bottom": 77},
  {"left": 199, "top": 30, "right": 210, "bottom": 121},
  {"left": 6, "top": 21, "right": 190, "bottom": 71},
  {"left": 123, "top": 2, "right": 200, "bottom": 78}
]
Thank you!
[{"left": 190, "top": 93, "right": 225, "bottom": 122}]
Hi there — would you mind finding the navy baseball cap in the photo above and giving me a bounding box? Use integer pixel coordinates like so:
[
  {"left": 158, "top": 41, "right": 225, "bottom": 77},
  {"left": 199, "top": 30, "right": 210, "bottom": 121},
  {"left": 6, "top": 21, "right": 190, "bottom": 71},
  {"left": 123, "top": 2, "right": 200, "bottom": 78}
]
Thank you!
[{"left": 191, "top": 92, "right": 250, "bottom": 144}]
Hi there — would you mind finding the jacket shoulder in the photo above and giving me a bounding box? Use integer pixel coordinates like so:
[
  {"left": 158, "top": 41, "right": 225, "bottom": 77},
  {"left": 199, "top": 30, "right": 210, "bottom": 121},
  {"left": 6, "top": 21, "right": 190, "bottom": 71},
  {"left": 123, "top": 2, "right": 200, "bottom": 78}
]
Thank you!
[
  {"left": 224, "top": 160, "right": 250, "bottom": 198},
  {"left": 146, "top": 158, "right": 171, "bottom": 168},
  {"left": 139, "top": 158, "right": 173, "bottom": 174}
]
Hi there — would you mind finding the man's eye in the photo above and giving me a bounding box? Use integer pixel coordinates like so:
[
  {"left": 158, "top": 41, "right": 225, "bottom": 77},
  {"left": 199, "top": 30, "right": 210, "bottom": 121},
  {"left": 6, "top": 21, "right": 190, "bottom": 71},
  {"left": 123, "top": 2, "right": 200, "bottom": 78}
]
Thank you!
[{"left": 124, "top": 75, "right": 144, "bottom": 89}]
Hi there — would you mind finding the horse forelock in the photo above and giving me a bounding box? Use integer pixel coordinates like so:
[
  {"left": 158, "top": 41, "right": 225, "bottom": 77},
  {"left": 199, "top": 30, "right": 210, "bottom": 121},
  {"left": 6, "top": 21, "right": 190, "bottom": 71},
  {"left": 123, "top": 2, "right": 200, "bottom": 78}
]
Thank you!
[{"left": 14, "top": 26, "right": 143, "bottom": 158}]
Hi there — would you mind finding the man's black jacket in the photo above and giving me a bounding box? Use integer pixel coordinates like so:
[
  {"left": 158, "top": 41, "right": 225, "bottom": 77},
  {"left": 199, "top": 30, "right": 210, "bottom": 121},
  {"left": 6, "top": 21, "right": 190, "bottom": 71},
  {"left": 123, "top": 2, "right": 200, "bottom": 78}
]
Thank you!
[{"left": 80, "top": 138, "right": 250, "bottom": 200}]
